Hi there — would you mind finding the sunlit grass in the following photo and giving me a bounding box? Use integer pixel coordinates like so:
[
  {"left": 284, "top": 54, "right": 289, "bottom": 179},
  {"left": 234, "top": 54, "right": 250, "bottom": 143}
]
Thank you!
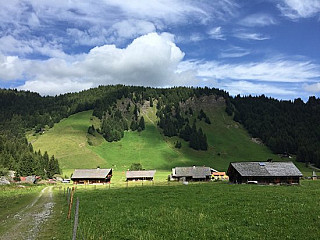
[{"left": 52, "top": 180, "right": 320, "bottom": 240}]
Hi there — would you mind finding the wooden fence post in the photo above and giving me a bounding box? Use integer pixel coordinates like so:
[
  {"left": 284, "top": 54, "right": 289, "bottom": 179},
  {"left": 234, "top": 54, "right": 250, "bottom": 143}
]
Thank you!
[
  {"left": 72, "top": 197, "right": 80, "bottom": 240},
  {"left": 67, "top": 187, "right": 75, "bottom": 219},
  {"left": 67, "top": 187, "right": 70, "bottom": 203}
]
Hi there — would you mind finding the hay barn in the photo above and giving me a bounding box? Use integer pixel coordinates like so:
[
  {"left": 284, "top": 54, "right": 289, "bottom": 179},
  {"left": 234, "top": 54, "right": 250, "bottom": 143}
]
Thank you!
[
  {"left": 71, "top": 168, "right": 112, "bottom": 184},
  {"left": 227, "top": 162, "right": 302, "bottom": 184},
  {"left": 170, "top": 166, "right": 212, "bottom": 181},
  {"left": 126, "top": 170, "right": 156, "bottom": 181}
]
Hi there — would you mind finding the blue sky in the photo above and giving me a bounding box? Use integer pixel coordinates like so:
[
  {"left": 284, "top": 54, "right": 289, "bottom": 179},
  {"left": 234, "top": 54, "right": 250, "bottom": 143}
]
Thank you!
[{"left": 0, "top": 0, "right": 319, "bottom": 100}]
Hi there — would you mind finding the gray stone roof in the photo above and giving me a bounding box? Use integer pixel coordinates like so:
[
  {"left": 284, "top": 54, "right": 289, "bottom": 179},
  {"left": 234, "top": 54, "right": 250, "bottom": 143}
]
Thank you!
[
  {"left": 172, "top": 166, "right": 211, "bottom": 178},
  {"left": 230, "top": 162, "right": 303, "bottom": 177},
  {"left": 71, "top": 169, "right": 112, "bottom": 179},
  {"left": 126, "top": 170, "right": 156, "bottom": 179}
]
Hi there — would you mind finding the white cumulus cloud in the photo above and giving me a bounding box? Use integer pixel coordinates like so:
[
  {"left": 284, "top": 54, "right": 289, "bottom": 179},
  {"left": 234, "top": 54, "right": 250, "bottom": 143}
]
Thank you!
[{"left": 16, "top": 32, "right": 190, "bottom": 95}]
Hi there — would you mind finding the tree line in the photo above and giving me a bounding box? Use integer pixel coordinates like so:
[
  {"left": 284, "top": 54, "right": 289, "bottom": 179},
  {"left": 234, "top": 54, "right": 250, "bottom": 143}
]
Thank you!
[{"left": 229, "top": 95, "right": 320, "bottom": 167}]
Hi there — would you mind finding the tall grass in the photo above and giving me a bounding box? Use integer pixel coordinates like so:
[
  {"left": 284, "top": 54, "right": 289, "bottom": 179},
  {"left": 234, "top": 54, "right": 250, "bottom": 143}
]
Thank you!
[{"left": 54, "top": 181, "right": 320, "bottom": 240}]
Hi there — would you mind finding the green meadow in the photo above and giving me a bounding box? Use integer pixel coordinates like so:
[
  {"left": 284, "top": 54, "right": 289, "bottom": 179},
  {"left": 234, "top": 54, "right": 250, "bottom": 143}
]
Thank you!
[
  {"left": 30, "top": 104, "right": 312, "bottom": 177},
  {"left": 51, "top": 181, "right": 320, "bottom": 240}
]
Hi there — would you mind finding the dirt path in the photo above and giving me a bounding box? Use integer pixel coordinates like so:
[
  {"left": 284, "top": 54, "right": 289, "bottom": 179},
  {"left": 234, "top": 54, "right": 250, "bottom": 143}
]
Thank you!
[{"left": 0, "top": 186, "right": 55, "bottom": 240}]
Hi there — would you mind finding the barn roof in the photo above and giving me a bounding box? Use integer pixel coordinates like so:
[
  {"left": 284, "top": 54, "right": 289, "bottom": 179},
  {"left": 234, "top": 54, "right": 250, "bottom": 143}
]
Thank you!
[
  {"left": 126, "top": 170, "right": 156, "bottom": 178},
  {"left": 172, "top": 166, "right": 211, "bottom": 178},
  {"left": 229, "top": 162, "right": 303, "bottom": 177},
  {"left": 71, "top": 168, "right": 112, "bottom": 179}
]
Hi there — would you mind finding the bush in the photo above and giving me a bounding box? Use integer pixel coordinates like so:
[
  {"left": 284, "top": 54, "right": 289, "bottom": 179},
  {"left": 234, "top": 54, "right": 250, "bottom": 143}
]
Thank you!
[{"left": 130, "top": 163, "right": 143, "bottom": 171}]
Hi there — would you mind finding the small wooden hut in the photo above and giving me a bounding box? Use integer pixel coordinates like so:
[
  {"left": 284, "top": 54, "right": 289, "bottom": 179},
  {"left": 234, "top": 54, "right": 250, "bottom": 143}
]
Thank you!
[
  {"left": 126, "top": 170, "right": 156, "bottom": 181},
  {"left": 71, "top": 168, "right": 112, "bottom": 184},
  {"left": 227, "top": 162, "right": 302, "bottom": 184},
  {"left": 170, "top": 166, "right": 211, "bottom": 181}
]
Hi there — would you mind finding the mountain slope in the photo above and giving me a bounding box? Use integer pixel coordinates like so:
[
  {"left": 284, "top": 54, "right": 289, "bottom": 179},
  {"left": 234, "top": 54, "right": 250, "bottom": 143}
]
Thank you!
[{"left": 30, "top": 99, "right": 293, "bottom": 175}]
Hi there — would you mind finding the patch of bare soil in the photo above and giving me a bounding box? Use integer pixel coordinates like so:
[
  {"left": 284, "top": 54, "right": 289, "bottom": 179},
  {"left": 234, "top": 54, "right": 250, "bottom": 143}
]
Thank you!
[{"left": 0, "top": 186, "right": 54, "bottom": 240}]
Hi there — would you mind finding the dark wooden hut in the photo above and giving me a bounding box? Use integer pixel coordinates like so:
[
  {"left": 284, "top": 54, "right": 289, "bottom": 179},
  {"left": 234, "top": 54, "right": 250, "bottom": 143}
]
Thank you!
[
  {"left": 71, "top": 168, "right": 112, "bottom": 184},
  {"left": 170, "top": 166, "right": 212, "bottom": 181},
  {"left": 126, "top": 170, "right": 156, "bottom": 181},
  {"left": 227, "top": 162, "right": 302, "bottom": 184}
]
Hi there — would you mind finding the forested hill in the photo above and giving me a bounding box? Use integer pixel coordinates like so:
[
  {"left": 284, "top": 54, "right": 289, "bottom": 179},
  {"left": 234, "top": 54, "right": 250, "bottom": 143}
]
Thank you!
[
  {"left": 228, "top": 95, "right": 320, "bottom": 167},
  {"left": 0, "top": 86, "right": 228, "bottom": 176},
  {"left": 1, "top": 86, "right": 320, "bottom": 176}
]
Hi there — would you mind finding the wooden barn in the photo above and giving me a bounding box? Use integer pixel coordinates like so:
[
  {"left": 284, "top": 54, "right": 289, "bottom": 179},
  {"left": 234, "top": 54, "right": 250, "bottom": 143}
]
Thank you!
[
  {"left": 126, "top": 170, "right": 156, "bottom": 181},
  {"left": 170, "top": 166, "right": 212, "bottom": 181},
  {"left": 71, "top": 168, "right": 112, "bottom": 184},
  {"left": 227, "top": 162, "right": 303, "bottom": 185}
]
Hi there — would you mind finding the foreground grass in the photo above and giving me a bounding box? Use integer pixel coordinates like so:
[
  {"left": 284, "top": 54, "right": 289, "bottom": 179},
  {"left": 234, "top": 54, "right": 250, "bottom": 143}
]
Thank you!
[
  {"left": 52, "top": 180, "right": 320, "bottom": 240},
  {"left": 0, "top": 185, "right": 44, "bottom": 235}
]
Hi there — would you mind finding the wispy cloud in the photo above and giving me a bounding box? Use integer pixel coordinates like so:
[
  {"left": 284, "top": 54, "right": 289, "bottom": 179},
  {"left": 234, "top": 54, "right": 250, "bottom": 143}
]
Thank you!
[
  {"left": 304, "top": 82, "right": 320, "bottom": 93},
  {"left": 0, "top": 0, "right": 239, "bottom": 58},
  {"left": 234, "top": 32, "right": 270, "bottom": 41},
  {"left": 219, "top": 46, "right": 250, "bottom": 58},
  {"left": 208, "top": 27, "right": 225, "bottom": 40},
  {"left": 277, "top": 0, "right": 320, "bottom": 19},
  {"left": 239, "top": 13, "right": 277, "bottom": 27},
  {"left": 179, "top": 58, "right": 320, "bottom": 83},
  {"left": 220, "top": 80, "right": 298, "bottom": 96}
]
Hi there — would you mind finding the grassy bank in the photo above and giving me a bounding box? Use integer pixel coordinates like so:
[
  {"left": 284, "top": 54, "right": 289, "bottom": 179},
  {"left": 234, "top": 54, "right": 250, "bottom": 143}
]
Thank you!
[{"left": 52, "top": 180, "right": 320, "bottom": 240}]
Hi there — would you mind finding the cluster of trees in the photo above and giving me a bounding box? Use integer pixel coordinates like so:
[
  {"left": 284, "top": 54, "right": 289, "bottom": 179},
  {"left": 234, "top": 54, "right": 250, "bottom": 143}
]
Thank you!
[
  {"left": 0, "top": 134, "right": 59, "bottom": 178},
  {"left": 157, "top": 101, "right": 210, "bottom": 151},
  {"left": 129, "top": 163, "right": 143, "bottom": 171},
  {"left": 179, "top": 122, "right": 208, "bottom": 150},
  {"left": 198, "top": 109, "right": 211, "bottom": 124},
  {"left": 230, "top": 95, "right": 320, "bottom": 167},
  {"left": 100, "top": 109, "right": 129, "bottom": 142},
  {"left": 92, "top": 101, "right": 146, "bottom": 142}
]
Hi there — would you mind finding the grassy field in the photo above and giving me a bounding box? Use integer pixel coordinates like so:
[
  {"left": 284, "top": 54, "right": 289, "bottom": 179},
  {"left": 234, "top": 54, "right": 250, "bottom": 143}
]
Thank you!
[
  {"left": 50, "top": 180, "right": 320, "bottom": 240},
  {"left": 30, "top": 111, "right": 106, "bottom": 171},
  {"left": 30, "top": 103, "right": 314, "bottom": 176}
]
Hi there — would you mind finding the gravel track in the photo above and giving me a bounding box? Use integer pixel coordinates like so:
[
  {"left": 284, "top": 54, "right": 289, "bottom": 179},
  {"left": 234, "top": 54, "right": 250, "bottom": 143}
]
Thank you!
[{"left": 0, "top": 186, "right": 54, "bottom": 240}]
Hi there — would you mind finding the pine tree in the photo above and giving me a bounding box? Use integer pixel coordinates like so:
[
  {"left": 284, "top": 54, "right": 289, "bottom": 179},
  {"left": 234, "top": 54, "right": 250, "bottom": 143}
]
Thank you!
[
  {"left": 130, "top": 120, "right": 138, "bottom": 131},
  {"left": 48, "top": 155, "right": 56, "bottom": 178},
  {"left": 138, "top": 116, "right": 145, "bottom": 130}
]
